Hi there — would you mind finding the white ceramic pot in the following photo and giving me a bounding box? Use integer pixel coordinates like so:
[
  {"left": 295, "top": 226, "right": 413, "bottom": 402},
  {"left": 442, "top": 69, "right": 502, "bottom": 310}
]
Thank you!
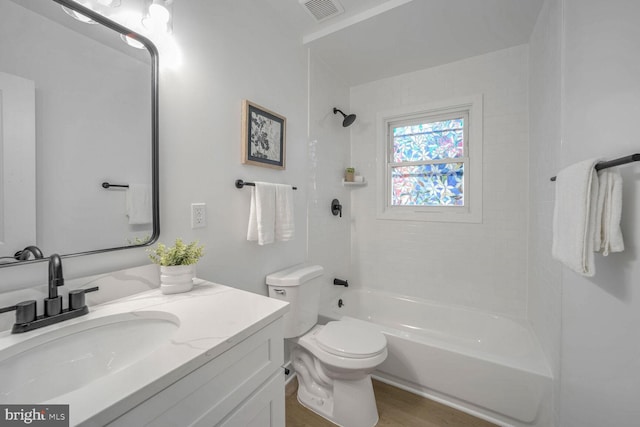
[{"left": 160, "top": 264, "right": 195, "bottom": 294}]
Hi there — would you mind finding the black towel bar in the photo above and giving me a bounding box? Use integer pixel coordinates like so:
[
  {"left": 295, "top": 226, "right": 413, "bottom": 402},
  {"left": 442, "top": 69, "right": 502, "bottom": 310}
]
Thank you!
[
  {"left": 550, "top": 153, "right": 640, "bottom": 181},
  {"left": 235, "top": 179, "right": 297, "bottom": 190},
  {"left": 102, "top": 182, "right": 129, "bottom": 189}
]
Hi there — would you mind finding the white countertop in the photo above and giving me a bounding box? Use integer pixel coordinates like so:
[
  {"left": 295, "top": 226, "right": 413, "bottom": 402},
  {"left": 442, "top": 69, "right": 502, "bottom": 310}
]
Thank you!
[{"left": 0, "top": 280, "right": 289, "bottom": 426}]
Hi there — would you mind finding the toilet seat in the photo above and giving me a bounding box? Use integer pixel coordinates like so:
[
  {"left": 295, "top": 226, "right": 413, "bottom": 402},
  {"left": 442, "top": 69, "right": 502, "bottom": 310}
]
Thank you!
[
  {"left": 315, "top": 321, "right": 386, "bottom": 359},
  {"left": 296, "top": 322, "right": 387, "bottom": 371}
]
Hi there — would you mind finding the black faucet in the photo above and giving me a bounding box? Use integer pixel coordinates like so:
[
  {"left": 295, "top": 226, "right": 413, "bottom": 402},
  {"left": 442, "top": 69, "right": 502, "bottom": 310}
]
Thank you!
[
  {"left": 15, "top": 245, "right": 44, "bottom": 261},
  {"left": 333, "top": 278, "right": 349, "bottom": 287},
  {"left": 45, "top": 254, "right": 64, "bottom": 316},
  {"left": 0, "top": 254, "right": 99, "bottom": 334}
]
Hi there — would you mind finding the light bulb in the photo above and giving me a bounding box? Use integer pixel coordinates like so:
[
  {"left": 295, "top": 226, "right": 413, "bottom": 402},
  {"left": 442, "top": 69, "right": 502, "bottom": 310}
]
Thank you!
[
  {"left": 120, "top": 34, "right": 145, "bottom": 49},
  {"left": 149, "top": 2, "right": 170, "bottom": 24},
  {"left": 97, "top": 0, "right": 121, "bottom": 6},
  {"left": 61, "top": 6, "right": 96, "bottom": 24},
  {"left": 142, "top": 0, "right": 172, "bottom": 35}
]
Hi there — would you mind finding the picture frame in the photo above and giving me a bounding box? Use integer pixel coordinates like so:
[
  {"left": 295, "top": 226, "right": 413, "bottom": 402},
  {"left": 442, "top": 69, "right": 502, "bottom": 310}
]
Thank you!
[{"left": 241, "top": 100, "right": 286, "bottom": 169}]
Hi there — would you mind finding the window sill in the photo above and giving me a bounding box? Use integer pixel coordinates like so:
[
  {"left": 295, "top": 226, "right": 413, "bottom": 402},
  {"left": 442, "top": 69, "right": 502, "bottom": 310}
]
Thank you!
[{"left": 377, "top": 207, "right": 482, "bottom": 223}]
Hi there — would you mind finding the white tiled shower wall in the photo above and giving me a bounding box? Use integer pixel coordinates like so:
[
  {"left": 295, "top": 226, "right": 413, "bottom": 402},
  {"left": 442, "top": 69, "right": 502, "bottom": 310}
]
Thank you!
[
  {"left": 307, "top": 52, "right": 352, "bottom": 306},
  {"left": 349, "top": 45, "right": 530, "bottom": 318}
]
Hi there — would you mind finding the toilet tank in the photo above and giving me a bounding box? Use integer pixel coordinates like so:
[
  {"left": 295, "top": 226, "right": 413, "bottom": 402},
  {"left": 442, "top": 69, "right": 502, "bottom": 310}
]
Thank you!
[{"left": 266, "top": 265, "right": 324, "bottom": 338}]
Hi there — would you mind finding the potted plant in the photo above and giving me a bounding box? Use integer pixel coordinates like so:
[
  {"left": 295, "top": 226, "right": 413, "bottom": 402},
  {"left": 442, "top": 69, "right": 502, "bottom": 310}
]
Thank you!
[
  {"left": 148, "top": 238, "right": 204, "bottom": 294},
  {"left": 345, "top": 167, "right": 355, "bottom": 182}
]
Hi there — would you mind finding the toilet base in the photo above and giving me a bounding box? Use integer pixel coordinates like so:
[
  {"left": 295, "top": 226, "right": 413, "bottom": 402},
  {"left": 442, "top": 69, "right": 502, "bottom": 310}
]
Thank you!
[{"left": 297, "top": 374, "right": 379, "bottom": 427}]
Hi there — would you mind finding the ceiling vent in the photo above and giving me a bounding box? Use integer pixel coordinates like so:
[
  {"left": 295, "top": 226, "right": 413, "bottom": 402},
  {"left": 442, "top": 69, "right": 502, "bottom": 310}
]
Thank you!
[{"left": 299, "top": 0, "right": 345, "bottom": 23}]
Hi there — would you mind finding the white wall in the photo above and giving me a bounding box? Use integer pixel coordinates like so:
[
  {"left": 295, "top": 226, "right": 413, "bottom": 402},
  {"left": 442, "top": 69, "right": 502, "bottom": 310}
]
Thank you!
[
  {"left": 153, "top": 0, "right": 309, "bottom": 296},
  {"left": 0, "top": 0, "right": 309, "bottom": 298},
  {"left": 529, "top": 0, "right": 640, "bottom": 425},
  {"left": 349, "top": 46, "right": 530, "bottom": 317},
  {"left": 527, "top": 0, "right": 563, "bottom": 424},
  {"left": 559, "top": 1, "right": 640, "bottom": 426}
]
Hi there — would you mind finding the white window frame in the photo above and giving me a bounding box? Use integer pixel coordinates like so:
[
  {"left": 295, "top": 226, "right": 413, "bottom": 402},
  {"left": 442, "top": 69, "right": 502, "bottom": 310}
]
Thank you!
[{"left": 376, "top": 95, "right": 483, "bottom": 223}]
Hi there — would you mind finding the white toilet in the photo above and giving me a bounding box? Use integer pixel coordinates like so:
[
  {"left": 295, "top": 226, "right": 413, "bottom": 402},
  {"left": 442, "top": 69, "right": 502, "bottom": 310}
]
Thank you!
[{"left": 266, "top": 265, "right": 387, "bottom": 427}]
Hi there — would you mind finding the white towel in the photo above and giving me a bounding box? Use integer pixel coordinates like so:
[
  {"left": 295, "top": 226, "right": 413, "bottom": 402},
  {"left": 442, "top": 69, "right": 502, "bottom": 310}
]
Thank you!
[
  {"left": 247, "top": 182, "right": 276, "bottom": 245},
  {"left": 552, "top": 159, "right": 600, "bottom": 276},
  {"left": 594, "top": 170, "right": 624, "bottom": 256},
  {"left": 275, "top": 184, "right": 295, "bottom": 241},
  {"left": 126, "top": 184, "right": 152, "bottom": 225}
]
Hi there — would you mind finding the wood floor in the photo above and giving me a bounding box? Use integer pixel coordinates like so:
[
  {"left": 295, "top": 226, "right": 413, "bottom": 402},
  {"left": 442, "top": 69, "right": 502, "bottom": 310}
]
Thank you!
[{"left": 285, "top": 378, "right": 497, "bottom": 427}]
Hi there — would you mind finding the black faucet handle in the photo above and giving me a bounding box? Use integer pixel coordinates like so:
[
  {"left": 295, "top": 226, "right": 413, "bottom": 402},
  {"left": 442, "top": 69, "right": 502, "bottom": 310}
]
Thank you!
[
  {"left": 69, "top": 286, "right": 99, "bottom": 311},
  {"left": 44, "top": 296, "right": 62, "bottom": 317},
  {"left": 0, "top": 300, "right": 37, "bottom": 324},
  {"left": 331, "top": 199, "right": 343, "bottom": 218}
]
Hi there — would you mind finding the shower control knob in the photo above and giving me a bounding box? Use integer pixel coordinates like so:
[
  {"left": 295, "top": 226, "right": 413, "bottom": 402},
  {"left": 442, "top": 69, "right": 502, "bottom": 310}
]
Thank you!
[{"left": 331, "top": 199, "right": 342, "bottom": 217}]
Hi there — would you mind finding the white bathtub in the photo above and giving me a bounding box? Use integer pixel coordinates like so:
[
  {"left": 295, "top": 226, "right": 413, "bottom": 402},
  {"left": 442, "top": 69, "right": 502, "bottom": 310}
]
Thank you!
[{"left": 319, "top": 289, "right": 552, "bottom": 427}]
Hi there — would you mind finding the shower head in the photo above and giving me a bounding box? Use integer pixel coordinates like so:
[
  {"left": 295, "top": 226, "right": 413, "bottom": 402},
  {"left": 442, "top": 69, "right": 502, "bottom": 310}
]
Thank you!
[{"left": 333, "top": 108, "right": 356, "bottom": 127}]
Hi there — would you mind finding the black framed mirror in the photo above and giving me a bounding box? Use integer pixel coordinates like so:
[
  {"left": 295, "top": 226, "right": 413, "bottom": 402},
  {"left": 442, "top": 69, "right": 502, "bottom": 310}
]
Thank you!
[{"left": 0, "top": 0, "right": 159, "bottom": 267}]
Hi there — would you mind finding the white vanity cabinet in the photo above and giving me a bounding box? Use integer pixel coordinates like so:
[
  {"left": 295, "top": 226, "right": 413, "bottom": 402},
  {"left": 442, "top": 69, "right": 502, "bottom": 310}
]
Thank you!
[
  {"left": 107, "top": 318, "right": 285, "bottom": 427},
  {"left": 0, "top": 281, "right": 290, "bottom": 426}
]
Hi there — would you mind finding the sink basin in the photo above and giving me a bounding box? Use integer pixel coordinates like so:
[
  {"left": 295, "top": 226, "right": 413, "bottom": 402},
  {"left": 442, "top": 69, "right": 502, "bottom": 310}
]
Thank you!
[{"left": 0, "top": 311, "right": 179, "bottom": 403}]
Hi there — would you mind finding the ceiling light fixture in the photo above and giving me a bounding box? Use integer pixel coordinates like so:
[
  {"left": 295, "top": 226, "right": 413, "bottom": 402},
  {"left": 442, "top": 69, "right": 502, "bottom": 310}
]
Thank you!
[
  {"left": 59, "top": 0, "right": 178, "bottom": 60},
  {"left": 61, "top": 0, "right": 121, "bottom": 24}
]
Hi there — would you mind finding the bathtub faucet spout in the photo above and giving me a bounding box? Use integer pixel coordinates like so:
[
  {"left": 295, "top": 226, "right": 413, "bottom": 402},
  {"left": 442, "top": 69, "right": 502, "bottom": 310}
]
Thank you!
[{"left": 333, "top": 278, "right": 349, "bottom": 287}]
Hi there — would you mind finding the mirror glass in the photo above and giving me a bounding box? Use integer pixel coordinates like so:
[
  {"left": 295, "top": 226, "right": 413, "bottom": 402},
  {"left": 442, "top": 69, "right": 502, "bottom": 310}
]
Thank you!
[{"left": 0, "top": 0, "right": 158, "bottom": 266}]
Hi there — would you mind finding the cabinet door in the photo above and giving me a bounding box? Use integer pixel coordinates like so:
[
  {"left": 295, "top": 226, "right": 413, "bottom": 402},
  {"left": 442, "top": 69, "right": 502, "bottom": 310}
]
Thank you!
[{"left": 217, "top": 371, "right": 284, "bottom": 427}]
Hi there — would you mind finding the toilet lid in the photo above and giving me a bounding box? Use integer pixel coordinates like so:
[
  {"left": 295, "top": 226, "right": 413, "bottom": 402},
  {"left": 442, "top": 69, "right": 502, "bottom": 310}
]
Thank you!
[{"left": 315, "top": 321, "right": 386, "bottom": 359}]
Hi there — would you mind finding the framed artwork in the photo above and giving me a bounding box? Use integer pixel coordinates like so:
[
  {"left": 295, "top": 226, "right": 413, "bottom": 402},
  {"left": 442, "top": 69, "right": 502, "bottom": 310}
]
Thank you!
[{"left": 241, "top": 100, "right": 286, "bottom": 169}]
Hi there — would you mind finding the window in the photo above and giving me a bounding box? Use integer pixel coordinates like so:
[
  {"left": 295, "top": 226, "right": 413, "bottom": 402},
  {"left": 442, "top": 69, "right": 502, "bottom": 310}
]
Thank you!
[
  {"left": 390, "top": 112, "right": 468, "bottom": 207},
  {"left": 377, "top": 96, "right": 482, "bottom": 222}
]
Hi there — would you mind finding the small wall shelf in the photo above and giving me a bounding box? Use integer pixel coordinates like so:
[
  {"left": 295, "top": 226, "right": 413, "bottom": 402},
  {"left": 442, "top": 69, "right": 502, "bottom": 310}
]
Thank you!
[{"left": 342, "top": 179, "right": 367, "bottom": 187}]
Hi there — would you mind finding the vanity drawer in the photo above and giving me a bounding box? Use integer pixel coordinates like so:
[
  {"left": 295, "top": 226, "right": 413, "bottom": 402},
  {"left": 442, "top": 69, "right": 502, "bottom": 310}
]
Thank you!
[{"left": 108, "top": 318, "right": 284, "bottom": 427}]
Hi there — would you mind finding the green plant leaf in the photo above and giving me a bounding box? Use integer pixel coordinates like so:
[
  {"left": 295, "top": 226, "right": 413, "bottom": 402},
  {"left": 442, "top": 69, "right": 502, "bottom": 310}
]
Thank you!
[{"left": 148, "top": 238, "right": 204, "bottom": 266}]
